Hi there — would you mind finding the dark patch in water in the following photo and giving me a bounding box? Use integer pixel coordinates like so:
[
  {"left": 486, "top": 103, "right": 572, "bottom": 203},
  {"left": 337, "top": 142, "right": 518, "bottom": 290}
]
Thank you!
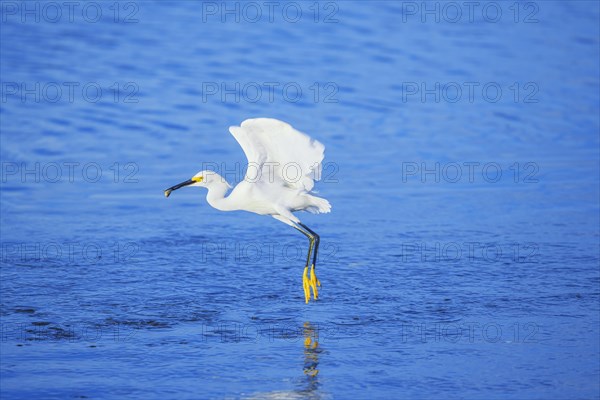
[{"left": 14, "top": 308, "right": 35, "bottom": 314}]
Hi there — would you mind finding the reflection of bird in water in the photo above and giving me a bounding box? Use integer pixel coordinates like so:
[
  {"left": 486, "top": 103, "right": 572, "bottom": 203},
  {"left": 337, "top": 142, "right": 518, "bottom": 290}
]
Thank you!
[
  {"left": 303, "top": 321, "right": 321, "bottom": 396},
  {"left": 164, "top": 118, "right": 331, "bottom": 303},
  {"left": 246, "top": 322, "right": 323, "bottom": 399},
  {"left": 303, "top": 322, "right": 320, "bottom": 377}
]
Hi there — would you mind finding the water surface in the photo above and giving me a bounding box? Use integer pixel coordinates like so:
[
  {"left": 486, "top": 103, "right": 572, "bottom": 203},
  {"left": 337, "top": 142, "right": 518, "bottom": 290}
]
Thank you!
[{"left": 1, "top": 1, "right": 599, "bottom": 399}]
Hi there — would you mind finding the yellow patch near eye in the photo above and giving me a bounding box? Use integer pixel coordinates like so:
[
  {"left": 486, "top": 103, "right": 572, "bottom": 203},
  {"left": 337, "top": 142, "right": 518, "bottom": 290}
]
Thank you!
[{"left": 192, "top": 176, "right": 203, "bottom": 182}]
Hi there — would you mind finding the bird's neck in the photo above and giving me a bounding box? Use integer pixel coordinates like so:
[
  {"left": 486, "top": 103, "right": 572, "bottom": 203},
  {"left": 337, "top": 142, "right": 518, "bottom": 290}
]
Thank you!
[{"left": 205, "top": 179, "right": 235, "bottom": 211}]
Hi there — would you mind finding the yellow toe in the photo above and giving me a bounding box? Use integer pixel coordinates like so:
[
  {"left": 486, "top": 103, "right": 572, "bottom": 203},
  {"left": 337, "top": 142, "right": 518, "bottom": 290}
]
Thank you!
[
  {"left": 309, "top": 264, "right": 319, "bottom": 300},
  {"left": 302, "top": 266, "right": 310, "bottom": 304}
]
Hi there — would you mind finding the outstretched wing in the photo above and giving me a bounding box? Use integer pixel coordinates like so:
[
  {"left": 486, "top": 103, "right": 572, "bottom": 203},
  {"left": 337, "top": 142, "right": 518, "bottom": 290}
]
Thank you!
[{"left": 229, "top": 118, "right": 324, "bottom": 191}]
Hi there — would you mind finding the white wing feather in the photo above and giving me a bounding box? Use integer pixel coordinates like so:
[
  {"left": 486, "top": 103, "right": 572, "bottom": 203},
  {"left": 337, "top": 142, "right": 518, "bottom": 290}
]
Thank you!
[{"left": 229, "top": 118, "right": 324, "bottom": 192}]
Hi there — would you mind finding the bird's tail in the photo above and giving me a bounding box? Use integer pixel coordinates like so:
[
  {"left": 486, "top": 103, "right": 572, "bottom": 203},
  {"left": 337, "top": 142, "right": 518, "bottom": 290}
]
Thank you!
[{"left": 306, "top": 195, "right": 331, "bottom": 214}]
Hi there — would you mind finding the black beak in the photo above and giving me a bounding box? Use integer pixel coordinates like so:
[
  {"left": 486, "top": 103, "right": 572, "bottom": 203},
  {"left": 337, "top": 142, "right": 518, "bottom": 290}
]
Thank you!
[{"left": 164, "top": 179, "right": 194, "bottom": 198}]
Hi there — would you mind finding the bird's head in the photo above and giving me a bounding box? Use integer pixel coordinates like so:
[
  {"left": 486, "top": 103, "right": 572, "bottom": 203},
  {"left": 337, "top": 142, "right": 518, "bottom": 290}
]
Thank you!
[{"left": 164, "top": 170, "right": 228, "bottom": 198}]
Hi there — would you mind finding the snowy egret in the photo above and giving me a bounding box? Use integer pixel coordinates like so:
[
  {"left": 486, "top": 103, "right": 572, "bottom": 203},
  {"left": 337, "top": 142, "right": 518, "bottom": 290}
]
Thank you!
[{"left": 164, "top": 118, "right": 331, "bottom": 303}]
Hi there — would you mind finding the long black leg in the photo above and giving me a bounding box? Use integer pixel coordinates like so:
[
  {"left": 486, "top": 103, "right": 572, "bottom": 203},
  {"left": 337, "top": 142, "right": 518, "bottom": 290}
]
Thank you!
[
  {"left": 299, "top": 223, "right": 320, "bottom": 269},
  {"left": 292, "top": 223, "right": 317, "bottom": 303},
  {"left": 292, "top": 224, "right": 315, "bottom": 269}
]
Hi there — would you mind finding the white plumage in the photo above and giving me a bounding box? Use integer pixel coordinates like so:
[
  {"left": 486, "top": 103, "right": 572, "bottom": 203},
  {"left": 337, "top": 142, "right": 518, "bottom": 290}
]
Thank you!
[
  {"left": 165, "top": 118, "right": 331, "bottom": 303},
  {"left": 226, "top": 118, "right": 331, "bottom": 224},
  {"left": 230, "top": 118, "right": 324, "bottom": 192}
]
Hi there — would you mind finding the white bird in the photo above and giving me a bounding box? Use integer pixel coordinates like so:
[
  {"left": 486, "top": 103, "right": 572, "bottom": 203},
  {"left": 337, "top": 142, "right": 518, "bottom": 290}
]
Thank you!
[{"left": 164, "top": 118, "right": 331, "bottom": 303}]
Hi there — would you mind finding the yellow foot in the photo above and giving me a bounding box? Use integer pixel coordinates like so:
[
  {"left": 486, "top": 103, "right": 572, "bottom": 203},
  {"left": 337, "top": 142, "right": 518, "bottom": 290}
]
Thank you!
[
  {"left": 309, "top": 264, "right": 321, "bottom": 300},
  {"left": 303, "top": 265, "right": 322, "bottom": 303},
  {"left": 302, "top": 266, "right": 310, "bottom": 304}
]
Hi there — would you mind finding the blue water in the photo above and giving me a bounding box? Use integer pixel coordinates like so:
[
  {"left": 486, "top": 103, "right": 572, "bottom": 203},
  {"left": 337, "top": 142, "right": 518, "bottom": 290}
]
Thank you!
[{"left": 1, "top": 1, "right": 599, "bottom": 398}]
